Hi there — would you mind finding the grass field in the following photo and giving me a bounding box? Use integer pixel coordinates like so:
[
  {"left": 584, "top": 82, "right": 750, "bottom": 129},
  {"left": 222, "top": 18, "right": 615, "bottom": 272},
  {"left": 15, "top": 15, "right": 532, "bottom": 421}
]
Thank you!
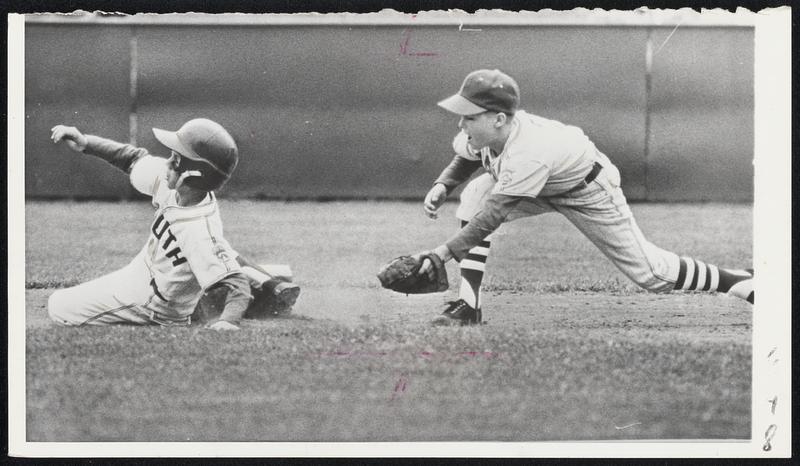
[{"left": 23, "top": 200, "right": 753, "bottom": 441}]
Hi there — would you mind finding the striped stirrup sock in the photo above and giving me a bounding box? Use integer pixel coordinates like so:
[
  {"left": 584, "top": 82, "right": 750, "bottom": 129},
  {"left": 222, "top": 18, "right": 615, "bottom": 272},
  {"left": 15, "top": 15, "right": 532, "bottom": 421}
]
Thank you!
[
  {"left": 674, "top": 257, "right": 754, "bottom": 303},
  {"left": 458, "top": 220, "right": 490, "bottom": 309}
]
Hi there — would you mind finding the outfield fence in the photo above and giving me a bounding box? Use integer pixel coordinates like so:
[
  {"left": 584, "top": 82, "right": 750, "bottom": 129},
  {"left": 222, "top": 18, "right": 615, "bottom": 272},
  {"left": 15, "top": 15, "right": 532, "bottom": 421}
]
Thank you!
[{"left": 24, "top": 12, "right": 754, "bottom": 201}]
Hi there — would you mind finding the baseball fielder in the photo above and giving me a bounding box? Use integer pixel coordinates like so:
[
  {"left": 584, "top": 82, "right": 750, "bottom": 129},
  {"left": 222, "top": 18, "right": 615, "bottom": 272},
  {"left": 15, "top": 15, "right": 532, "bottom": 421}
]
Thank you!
[
  {"left": 48, "top": 118, "right": 299, "bottom": 330},
  {"left": 420, "top": 69, "right": 754, "bottom": 325}
]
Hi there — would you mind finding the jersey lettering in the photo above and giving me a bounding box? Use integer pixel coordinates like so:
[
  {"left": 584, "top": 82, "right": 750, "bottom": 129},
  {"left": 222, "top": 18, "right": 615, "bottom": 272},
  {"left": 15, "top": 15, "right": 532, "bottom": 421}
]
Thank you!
[
  {"left": 162, "top": 229, "right": 178, "bottom": 250},
  {"left": 152, "top": 215, "right": 168, "bottom": 238},
  {"left": 151, "top": 214, "right": 188, "bottom": 267},
  {"left": 165, "top": 247, "right": 188, "bottom": 266}
]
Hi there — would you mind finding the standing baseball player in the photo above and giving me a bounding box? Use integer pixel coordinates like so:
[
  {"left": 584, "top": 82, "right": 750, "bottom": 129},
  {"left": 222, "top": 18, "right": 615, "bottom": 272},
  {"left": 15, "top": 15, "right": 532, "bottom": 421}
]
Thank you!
[
  {"left": 47, "top": 118, "right": 299, "bottom": 330},
  {"left": 419, "top": 69, "right": 754, "bottom": 325}
]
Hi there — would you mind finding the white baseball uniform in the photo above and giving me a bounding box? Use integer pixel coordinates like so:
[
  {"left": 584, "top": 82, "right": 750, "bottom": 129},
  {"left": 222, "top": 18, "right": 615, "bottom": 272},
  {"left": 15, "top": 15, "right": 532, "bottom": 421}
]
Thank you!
[{"left": 48, "top": 154, "right": 244, "bottom": 326}]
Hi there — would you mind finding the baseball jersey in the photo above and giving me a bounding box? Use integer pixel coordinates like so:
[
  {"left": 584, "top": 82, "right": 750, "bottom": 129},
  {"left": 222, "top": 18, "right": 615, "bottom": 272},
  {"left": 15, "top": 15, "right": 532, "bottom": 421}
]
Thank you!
[
  {"left": 443, "top": 111, "right": 612, "bottom": 259},
  {"left": 451, "top": 110, "right": 601, "bottom": 198},
  {"left": 129, "top": 155, "right": 243, "bottom": 318}
]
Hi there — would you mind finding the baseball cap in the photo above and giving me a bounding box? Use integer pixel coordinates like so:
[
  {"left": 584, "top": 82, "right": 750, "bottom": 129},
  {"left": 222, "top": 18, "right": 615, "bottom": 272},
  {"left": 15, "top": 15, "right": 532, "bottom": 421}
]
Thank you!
[
  {"left": 437, "top": 69, "right": 520, "bottom": 116},
  {"left": 152, "top": 118, "right": 238, "bottom": 178}
]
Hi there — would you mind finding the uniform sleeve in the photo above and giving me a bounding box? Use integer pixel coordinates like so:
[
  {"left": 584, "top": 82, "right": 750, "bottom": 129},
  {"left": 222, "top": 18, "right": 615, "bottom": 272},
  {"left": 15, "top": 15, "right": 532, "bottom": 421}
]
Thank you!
[
  {"left": 492, "top": 155, "right": 550, "bottom": 198},
  {"left": 445, "top": 193, "right": 523, "bottom": 260},
  {"left": 210, "top": 272, "right": 253, "bottom": 324},
  {"left": 434, "top": 155, "right": 483, "bottom": 192},
  {"left": 130, "top": 155, "right": 168, "bottom": 197},
  {"left": 214, "top": 235, "right": 240, "bottom": 260},
  {"left": 170, "top": 219, "right": 243, "bottom": 290},
  {"left": 83, "top": 135, "right": 150, "bottom": 173}
]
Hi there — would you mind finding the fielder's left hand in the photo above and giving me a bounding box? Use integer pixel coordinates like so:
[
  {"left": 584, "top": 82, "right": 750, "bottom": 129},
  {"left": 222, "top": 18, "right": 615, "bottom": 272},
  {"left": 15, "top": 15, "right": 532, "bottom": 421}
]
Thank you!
[{"left": 418, "top": 245, "right": 453, "bottom": 281}]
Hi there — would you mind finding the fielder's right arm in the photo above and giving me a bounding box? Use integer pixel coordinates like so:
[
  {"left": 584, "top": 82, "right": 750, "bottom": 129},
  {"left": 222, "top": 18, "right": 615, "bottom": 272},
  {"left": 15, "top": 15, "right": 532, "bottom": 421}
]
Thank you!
[{"left": 423, "top": 131, "right": 483, "bottom": 219}]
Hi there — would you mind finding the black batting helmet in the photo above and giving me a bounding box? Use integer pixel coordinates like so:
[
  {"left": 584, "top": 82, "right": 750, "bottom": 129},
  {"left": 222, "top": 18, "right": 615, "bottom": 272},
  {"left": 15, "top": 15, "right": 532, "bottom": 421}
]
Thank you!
[{"left": 152, "top": 118, "right": 239, "bottom": 191}]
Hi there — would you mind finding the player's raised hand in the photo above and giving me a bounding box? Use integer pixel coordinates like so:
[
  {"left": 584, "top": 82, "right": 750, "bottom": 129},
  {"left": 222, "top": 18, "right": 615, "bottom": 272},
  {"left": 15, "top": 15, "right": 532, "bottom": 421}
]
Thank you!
[
  {"left": 50, "top": 125, "right": 88, "bottom": 152},
  {"left": 207, "top": 320, "right": 240, "bottom": 331},
  {"left": 423, "top": 183, "right": 448, "bottom": 219}
]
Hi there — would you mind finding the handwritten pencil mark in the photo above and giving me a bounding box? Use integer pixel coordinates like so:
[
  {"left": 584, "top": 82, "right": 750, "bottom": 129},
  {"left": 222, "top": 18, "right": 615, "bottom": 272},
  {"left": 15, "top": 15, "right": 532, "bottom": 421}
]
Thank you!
[
  {"left": 763, "top": 424, "right": 777, "bottom": 451},
  {"left": 317, "top": 350, "right": 500, "bottom": 359},
  {"left": 390, "top": 373, "right": 410, "bottom": 400},
  {"left": 763, "top": 348, "right": 779, "bottom": 452},
  {"left": 399, "top": 29, "right": 438, "bottom": 57},
  {"left": 767, "top": 347, "right": 779, "bottom": 364}
]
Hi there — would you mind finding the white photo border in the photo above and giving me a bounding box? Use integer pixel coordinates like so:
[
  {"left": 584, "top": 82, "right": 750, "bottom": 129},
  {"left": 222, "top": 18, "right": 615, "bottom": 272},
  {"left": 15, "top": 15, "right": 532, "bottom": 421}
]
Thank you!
[{"left": 7, "top": 7, "right": 792, "bottom": 458}]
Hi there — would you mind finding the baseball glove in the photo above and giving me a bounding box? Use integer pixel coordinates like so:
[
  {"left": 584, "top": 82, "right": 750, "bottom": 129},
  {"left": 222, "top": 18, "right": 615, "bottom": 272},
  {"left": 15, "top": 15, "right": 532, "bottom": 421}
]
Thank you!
[{"left": 377, "top": 252, "right": 448, "bottom": 294}]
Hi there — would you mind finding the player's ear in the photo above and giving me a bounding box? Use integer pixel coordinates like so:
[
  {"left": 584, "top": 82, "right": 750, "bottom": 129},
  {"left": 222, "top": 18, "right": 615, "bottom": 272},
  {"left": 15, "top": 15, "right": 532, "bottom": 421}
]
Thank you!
[{"left": 493, "top": 112, "right": 508, "bottom": 127}]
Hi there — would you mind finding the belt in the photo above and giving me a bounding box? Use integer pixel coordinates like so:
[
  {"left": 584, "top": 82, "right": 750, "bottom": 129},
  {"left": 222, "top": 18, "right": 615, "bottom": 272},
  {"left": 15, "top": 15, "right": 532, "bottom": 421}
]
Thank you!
[
  {"left": 565, "top": 161, "right": 602, "bottom": 194},
  {"left": 149, "top": 309, "right": 191, "bottom": 326}
]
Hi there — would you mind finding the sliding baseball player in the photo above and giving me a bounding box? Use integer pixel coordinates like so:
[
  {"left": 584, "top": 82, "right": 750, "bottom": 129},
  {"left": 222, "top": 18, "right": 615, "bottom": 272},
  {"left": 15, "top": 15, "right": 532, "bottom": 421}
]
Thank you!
[{"left": 48, "top": 118, "right": 299, "bottom": 330}]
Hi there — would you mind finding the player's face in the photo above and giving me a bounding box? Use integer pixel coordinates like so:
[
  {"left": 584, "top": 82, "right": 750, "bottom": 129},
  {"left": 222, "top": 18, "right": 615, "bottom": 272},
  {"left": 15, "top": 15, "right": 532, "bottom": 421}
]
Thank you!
[
  {"left": 458, "top": 112, "right": 501, "bottom": 149},
  {"left": 166, "top": 151, "right": 181, "bottom": 189}
]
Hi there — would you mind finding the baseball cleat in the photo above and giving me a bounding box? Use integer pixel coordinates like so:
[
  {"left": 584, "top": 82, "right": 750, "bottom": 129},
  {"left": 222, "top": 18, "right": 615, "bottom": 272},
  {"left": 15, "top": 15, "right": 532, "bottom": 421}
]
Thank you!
[
  {"left": 727, "top": 278, "right": 754, "bottom": 304},
  {"left": 431, "top": 299, "right": 482, "bottom": 326}
]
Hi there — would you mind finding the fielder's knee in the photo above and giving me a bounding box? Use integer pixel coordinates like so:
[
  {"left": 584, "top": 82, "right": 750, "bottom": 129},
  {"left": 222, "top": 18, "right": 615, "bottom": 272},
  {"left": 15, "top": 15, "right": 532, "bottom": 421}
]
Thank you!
[
  {"left": 616, "top": 260, "right": 674, "bottom": 293},
  {"left": 456, "top": 174, "right": 493, "bottom": 221},
  {"left": 625, "top": 245, "right": 680, "bottom": 294},
  {"left": 628, "top": 274, "right": 674, "bottom": 294},
  {"left": 47, "top": 290, "right": 80, "bottom": 326}
]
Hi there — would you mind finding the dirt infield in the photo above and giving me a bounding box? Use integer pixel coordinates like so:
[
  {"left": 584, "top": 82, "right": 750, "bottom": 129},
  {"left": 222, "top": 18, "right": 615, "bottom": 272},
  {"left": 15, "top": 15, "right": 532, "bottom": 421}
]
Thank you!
[
  {"left": 27, "top": 288, "right": 749, "bottom": 343},
  {"left": 22, "top": 200, "right": 752, "bottom": 441}
]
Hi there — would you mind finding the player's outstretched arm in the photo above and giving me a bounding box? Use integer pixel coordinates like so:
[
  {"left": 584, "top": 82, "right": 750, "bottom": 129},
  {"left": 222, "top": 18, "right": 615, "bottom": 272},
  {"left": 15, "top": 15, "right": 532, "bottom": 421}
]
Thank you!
[
  {"left": 51, "top": 125, "right": 149, "bottom": 174},
  {"left": 205, "top": 272, "right": 254, "bottom": 331},
  {"left": 50, "top": 125, "right": 88, "bottom": 152}
]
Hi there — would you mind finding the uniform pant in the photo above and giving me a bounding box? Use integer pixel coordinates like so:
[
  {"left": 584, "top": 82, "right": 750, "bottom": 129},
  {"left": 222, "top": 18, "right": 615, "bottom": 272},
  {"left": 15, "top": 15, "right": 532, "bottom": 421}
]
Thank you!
[
  {"left": 48, "top": 260, "right": 192, "bottom": 327},
  {"left": 456, "top": 165, "right": 680, "bottom": 293}
]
